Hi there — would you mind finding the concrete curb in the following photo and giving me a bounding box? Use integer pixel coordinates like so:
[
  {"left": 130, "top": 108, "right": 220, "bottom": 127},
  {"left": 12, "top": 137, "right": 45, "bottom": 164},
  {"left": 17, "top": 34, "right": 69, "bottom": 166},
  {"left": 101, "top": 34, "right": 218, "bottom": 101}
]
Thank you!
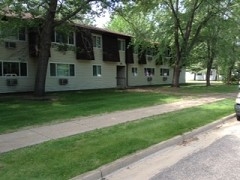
[{"left": 71, "top": 113, "right": 235, "bottom": 180}]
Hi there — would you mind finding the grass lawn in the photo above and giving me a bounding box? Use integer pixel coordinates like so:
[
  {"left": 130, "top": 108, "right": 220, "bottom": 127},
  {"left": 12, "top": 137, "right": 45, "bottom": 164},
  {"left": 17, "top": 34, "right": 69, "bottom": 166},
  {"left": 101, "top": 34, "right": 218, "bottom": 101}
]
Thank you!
[
  {"left": 0, "top": 83, "right": 237, "bottom": 134},
  {"left": 153, "top": 82, "right": 238, "bottom": 94},
  {"left": 0, "top": 89, "right": 181, "bottom": 134},
  {"left": 0, "top": 99, "right": 234, "bottom": 180}
]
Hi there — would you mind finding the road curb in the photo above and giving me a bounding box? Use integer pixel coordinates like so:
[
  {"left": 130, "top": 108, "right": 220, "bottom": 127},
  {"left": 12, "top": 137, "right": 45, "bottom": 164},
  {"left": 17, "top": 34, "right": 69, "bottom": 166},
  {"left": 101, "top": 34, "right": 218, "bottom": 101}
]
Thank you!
[{"left": 71, "top": 114, "right": 235, "bottom": 180}]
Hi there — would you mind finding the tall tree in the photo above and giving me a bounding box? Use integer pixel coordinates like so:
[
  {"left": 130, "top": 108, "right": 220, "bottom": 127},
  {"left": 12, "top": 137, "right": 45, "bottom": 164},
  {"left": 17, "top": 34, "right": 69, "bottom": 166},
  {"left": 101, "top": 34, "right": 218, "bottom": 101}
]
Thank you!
[
  {"left": 188, "top": 1, "right": 240, "bottom": 86},
  {"left": 196, "top": 18, "right": 221, "bottom": 86},
  {"left": 109, "top": 0, "right": 236, "bottom": 87},
  {"left": 217, "top": 2, "right": 240, "bottom": 84},
  {"left": 152, "top": 0, "right": 234, "bottom": 87},
  {"left": 0, "top": 0, "right": 120, "bottom": 97}
]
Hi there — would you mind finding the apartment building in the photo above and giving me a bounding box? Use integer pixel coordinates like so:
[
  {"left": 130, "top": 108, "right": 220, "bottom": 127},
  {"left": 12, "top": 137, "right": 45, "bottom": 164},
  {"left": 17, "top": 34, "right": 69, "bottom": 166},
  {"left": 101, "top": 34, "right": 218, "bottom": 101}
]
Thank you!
[{"left": 0, "top": 19, "right": 185, "bottom": 93}]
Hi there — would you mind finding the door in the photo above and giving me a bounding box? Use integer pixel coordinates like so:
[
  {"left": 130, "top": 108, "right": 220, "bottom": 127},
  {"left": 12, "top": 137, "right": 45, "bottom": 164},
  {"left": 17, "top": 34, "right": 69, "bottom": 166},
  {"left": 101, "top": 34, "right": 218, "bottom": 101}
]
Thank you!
[{"left": 116, "top": 66, "right": 126, "bottom": 88}]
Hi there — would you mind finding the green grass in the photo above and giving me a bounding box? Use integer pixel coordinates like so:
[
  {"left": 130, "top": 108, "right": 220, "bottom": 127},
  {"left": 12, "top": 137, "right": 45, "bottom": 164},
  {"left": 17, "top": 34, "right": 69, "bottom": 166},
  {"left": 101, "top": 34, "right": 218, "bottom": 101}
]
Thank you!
[
  {"left": 0, "top": 90, "right": 180, "bottom": 134},
  {"left": 0, "top": 99, "right": 234, "bottom": 180},
  {"left": 0, "top": 83, "right": 237, "bottom": 134},
  {"left": 156, "top": 82, "right": 238, "bottom": 94}
]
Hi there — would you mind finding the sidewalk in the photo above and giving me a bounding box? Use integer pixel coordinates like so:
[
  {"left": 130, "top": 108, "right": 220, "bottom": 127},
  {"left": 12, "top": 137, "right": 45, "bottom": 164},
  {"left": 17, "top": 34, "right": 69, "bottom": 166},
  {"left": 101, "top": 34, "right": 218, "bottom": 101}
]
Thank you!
[{"left": 0, "top": 96, "right": 228, "bottom": 153}]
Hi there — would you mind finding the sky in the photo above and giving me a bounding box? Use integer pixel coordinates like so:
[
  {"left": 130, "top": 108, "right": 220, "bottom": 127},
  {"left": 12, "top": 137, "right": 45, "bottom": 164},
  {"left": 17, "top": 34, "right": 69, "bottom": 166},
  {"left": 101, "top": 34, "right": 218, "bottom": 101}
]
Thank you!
[{"left": 94, "top": 12, "right": 111, "bottom": 28}]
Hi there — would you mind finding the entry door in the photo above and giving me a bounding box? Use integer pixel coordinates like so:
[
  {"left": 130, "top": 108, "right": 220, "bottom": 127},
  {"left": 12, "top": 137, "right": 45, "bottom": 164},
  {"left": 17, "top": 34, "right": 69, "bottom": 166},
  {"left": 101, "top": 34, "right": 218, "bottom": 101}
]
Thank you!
[{"left": 116, "top": 66, "right": 126, "bottom": 88}]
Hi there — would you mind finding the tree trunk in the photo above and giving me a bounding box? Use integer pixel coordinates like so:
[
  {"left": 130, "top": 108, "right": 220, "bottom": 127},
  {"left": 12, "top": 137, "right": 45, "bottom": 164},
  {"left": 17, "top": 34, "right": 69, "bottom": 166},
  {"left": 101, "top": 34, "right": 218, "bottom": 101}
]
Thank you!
[
  {"left": 206, "top": 57, "right": 214, "bottom": 87},
  {"left": 34, "top": 0, "right": 58, "bottom": 97},
  {"left": 206, "top": 67, "right": 211, "bottom": 86},
  {"left": 226, "top": 67, "right": 232, "bottom": 84},
  {"left": 206, "top": 39, "right": 215, "bottom": 87},
  {"left": 172, "top": 14, "right": 181, "bottom": 88},
  {"left": 172, "top": 64, "right": 181, "bottom": 87}
]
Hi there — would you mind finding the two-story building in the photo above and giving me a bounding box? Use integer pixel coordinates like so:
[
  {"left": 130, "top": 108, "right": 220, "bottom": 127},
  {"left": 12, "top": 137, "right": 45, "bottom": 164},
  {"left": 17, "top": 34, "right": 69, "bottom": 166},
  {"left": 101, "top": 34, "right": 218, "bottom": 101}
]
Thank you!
[{"left": 0, "top": 17, "right": 185, "bottom": 93}]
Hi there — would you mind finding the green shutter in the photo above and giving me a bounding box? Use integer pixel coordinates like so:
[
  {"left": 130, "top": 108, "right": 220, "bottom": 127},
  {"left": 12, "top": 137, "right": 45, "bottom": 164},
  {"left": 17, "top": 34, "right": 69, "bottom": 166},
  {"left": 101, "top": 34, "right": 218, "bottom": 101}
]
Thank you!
[
  {"left": 50, "top": 63, "right": 56, "bottom": 76},
  {"left": 20, "top": 63, "right": 27, "bottom": 76},
  {"left": 70, "top": 64, "right": 75, "bottom": 76},
  {"left": 93, "top": 65, "right": 97, "bottom": 76}
]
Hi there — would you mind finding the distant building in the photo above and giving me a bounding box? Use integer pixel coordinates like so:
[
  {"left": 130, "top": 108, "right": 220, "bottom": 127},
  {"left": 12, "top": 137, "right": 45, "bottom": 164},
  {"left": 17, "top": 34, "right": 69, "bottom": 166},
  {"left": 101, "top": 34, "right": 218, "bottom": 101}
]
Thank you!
[{"left": 186, "top": 69, "right": 222, "bottom": 81}]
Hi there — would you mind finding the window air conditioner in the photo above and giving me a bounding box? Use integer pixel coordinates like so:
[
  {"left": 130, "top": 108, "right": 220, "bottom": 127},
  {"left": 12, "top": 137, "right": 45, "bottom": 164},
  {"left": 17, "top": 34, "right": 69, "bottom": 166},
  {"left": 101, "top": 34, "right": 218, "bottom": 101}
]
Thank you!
[
  {"left": 163, "top": 77, "right": 168, "bottom": 81},
  {"left": 5, "top": 42, "right": 16, "bottom": 48},
  {"left": 6, "top": 79, "right": 18, "bottom": 86},
  {"left": 59, "top": 78, "right": 68, "bottom": 85},
  {"left": 147, "top": 77, "right": 153, "bottom": 81}
]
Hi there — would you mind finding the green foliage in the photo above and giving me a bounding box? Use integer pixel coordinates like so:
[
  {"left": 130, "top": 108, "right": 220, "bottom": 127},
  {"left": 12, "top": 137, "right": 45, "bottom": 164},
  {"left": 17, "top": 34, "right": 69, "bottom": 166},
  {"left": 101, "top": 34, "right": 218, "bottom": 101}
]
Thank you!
[
  {"left": 107, "top": 15, "right": 133, "bottom": 35},
  {"left": 108, "top": 0, "right": 240, "bottom": 86},
  {"left": 0, "top": 99, "right": 234, "bottom": 179}
]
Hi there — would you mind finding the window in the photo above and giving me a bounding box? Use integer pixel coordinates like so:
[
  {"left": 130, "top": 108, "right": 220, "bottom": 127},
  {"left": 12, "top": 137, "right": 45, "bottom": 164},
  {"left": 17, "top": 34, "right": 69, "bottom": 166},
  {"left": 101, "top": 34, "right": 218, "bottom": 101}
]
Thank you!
[
  {"left": 1, "top": 62, "right": 27, "bottom": 76},
  {"left": 160, "top": 68, "right": 170, "bottom": 76},
  {"left": 50, "top": 63, "right": 75, "bottom": 77},
  {"left": 144, "top": 68, "right": 155, "bottom": 76},
  {"left": 18, "top": 28, "right": 26, "bottom": 41},
  {"left": 52, "top": 31, "right": 75, "bottom": 45},
  {"left": 0, "top": 27, "right": 26, "bottom": 41},
  {"left": 68, "top": 32, "right": 74, "bottom": 45},
  {"left": 5, "top": 42, "right": 16, "bottom": 48},
  {"left": 92, "top": 35, "right": 102, "bottom": 48},
  {"left": 132, "top": 67, "right": 137, "bottom": 76},
  {"left": 146, "top": 49, "right": 153, "bottom": 61},
  {"left": 118, "top": 39, "right": 126, "bottom": 51},
  {"left": 93, "top": 65, "right": 101, "bottom": 76}
]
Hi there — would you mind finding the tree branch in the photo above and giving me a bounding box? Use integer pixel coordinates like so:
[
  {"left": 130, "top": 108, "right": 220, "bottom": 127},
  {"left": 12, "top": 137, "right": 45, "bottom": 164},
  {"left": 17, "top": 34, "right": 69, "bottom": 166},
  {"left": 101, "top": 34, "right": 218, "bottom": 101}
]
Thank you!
[
  {"left": 53, "top": 0, "right": 101, "bottom": 27},
  {"left": 183, "top": 0, "right": 204, "bottom": 44},
  {"left": 167, "top": 0, "right": 184, "bottom": 40}
]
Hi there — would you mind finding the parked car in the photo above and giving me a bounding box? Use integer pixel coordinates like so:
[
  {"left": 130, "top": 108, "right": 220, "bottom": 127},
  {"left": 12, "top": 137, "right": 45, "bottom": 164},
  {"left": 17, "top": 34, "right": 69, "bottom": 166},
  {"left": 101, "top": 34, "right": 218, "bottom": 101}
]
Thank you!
[{"left": 234, "top": 93, "right": 240, "bottom": 120}]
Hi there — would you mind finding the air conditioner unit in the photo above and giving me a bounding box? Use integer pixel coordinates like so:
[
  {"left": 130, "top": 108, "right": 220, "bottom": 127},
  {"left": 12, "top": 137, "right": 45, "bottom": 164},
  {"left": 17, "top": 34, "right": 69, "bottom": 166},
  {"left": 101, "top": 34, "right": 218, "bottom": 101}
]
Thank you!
[
  {"left": 147, "top": 76, "right": 153, "bottom": 81},
  {"left": 59, "top": 78, "right": 68, "bottom": 85},
  {"left": 163, "top": 77, "right": 168, "bottom": 81},
  {"left": 5, "top": 42, "right": 16, "bottom": 49},
  {"left": 6, "top": 79, "right": 18, "bottom": 86}
]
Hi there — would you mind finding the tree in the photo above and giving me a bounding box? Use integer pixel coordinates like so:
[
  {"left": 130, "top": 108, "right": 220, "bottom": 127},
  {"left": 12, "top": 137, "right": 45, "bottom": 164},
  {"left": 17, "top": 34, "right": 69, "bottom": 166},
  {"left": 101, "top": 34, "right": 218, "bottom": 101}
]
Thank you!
[
  {"left": 109, "top": 0, "right": 237, "bottom": 87},
  {"left": 107, "top": 14, "right": 134, "bottom": 35},
  {"left": 155, "top": 0, "right": 236, "bottom": 87},
  {"left": 217, "top": 3, "right": 240, "bottom": 84},
  {"left": 0, "top": 0, "right": 120, "bottom": 97},
  {"left": 187, "top": 1, "right": 240, "bottom": 86},
  {"left": 191, "top": 17, "right": 221, "bottom": 86}
]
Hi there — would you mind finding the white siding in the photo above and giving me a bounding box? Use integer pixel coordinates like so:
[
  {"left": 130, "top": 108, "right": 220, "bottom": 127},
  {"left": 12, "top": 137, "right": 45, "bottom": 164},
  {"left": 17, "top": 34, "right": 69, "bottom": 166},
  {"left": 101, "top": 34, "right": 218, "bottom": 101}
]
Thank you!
[
  {"left": 45, "top": 47, "right": 77, "bottom": 92},
  {"left": 0, "top": 40, "right": 36, "bottom": 93},
  {"left": 0, "top": 29, "right": 186, "bottom": 93},
  {"left": 45, "top": 46, "right": 126, "bottom": 92},
  {"left": 45, "top": 46, "right": 186, "bottom": 92},
  {"left": 179, "top": 68, "right": 186, "bottom": 83}
]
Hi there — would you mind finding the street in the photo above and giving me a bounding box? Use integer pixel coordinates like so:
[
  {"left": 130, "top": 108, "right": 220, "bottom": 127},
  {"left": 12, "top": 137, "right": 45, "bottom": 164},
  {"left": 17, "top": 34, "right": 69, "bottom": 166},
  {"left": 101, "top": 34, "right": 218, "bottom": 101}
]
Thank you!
[{"left": 105, "top": 117, "right": 240, "bottom": 180}]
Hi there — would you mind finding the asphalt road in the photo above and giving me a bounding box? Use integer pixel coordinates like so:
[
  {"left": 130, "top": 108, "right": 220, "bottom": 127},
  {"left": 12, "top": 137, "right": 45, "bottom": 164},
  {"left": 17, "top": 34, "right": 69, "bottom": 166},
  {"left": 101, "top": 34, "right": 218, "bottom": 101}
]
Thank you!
[
  {"left": 151, "top": 135, "right": 240, "bottom": 180},
  {"left": 105, "top": 117, "right": 240, "bottom": 180}
]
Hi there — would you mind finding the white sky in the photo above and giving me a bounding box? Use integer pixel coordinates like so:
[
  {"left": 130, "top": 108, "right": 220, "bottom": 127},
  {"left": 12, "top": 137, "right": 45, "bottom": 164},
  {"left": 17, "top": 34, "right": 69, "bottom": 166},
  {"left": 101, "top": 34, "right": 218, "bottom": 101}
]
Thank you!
[{"left": 94, "top": 12, "right": 111, "bottom": 28}]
